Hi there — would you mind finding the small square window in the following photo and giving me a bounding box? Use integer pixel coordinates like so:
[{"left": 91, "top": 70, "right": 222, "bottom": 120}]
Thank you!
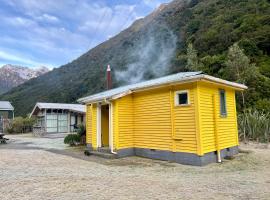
[
  {"left": 219, "top": 89, "right": 227, "bottom": 116},
  {"left": 175, "top": 90, "right": 189, "bottom": 106}
]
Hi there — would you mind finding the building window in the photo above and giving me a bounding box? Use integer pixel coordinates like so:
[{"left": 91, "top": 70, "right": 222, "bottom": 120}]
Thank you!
[
  {"left": 219, "top": 89, "right": 227, "bottom": 117},
  {"left": 175, "top": 90, "right": 189, "bottom": 106}
]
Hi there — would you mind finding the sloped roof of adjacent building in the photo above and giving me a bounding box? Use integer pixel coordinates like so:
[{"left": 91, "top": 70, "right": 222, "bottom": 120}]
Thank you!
[
  {"left": 78, "top": 71, "right": 247, "bottom": 104},
  {"left": 30, "top": 102, "right": 86, "bottom": 117},
  {"left": 0, "top": 101, "right": 14, "bottom": 111}
]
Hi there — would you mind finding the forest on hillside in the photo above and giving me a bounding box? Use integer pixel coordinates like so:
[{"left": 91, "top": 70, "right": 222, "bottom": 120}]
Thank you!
[
  {"left": 169, "top": 0, "right": 270, "bottom": 141},
  {"left": 167, "top": 0, "right": 270, "bottom": 112},
  {"left": 0, "top": 0, "right": 269, "bottom": 119}
]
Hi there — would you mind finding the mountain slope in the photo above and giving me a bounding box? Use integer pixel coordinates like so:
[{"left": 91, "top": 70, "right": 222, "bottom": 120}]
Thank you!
[
  {"left": 0, "top": 65, "right": 49, "bottom": 94},
  {"left": 1, "top": 0, "right": 269, "bottom": 116}
]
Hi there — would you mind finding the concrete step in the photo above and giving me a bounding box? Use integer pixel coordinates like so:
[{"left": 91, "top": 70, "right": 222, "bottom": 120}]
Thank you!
[
  {"left": 97, "top": 147, "right": 111, "bottom": 153},
  {"left": 89, "top": 150, "right": 117, "bottom": 159}
]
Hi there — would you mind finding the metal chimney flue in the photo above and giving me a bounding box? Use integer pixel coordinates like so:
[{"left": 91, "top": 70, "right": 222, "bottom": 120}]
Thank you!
[{"left": 106, "top": 65, "right": 112, "bottom": 90}]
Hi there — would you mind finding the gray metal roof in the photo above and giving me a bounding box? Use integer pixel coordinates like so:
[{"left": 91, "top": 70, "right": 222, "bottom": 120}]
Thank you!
[
  {"left": 30, "top": 102, "right": 86, "bottom": 117},
  {"left": 78, "top": 72, "right": 202, "bottom": 103},
  {"left": 0, "top": 101, "right": 14, "bottom": 111},
  {"left": 78, "top": 71, "right": 247, "bottom": 104}
]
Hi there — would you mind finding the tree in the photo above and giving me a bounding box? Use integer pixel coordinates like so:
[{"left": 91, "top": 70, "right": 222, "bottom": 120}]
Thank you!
[
  {"left": 186, "top": 43, "right": 203, "bottom": 71},
  {"left": 225, "top": 43, "right": 253, "bottom": 82}
]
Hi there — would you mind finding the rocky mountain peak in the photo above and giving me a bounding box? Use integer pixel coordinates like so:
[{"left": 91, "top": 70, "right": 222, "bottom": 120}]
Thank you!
[{"left": 0, "top": 64, "right": 50, "bottom": 94}]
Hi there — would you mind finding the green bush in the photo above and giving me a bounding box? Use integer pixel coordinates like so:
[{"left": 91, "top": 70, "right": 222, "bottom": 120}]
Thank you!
[
  {"left": 7, "top": 117, "right": 36, "bottom": 134},
  {"left": 64, "top": 134, "right": 81, "bottom": 146},
  {"left": 77, "top": 124, "right": 86, "bottom": 136},
  {"left": 255, "top": 99, "right": 270, "bottom": 113},
  {"left": 238, "top": 109, "right": 270, "bottom": 142}
]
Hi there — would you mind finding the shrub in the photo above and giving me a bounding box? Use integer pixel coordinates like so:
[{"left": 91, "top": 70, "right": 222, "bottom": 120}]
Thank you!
[
  {"left": 77, "top": 124, "right": 86, "bottom": 136},
  {"left": 64, "top": 134, "right": 81, "bottom": 146},
  {"left": 255, "top": 99, "right": 270, "bottom": 113},
  {"left": 238, "top": 109, "right": 270, "bottom": 142},
  {"left": 7, "top": 117, "right": 36, "bottom": 134},
  {"left": 5, "top": 126, "right": 14, "bottom": 134}
]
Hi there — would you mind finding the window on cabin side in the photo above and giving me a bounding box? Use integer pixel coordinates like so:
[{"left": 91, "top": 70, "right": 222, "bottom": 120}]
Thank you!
[
  {"left": 219, "top": 89, "right": 227, "bottom": 116},
  {"left": 175, "top": 91, "right": 189, "bottom": 106}
]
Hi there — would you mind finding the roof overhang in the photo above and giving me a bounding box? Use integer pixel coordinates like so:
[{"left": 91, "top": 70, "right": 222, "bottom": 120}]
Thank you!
[
  {"left": 30, "top": 103, "right": 86, "bottom": 118},
  {"left": 78, "top": 74, "right": 247, "bottom": 104},
  {"left": 29, "top": 104, "right": 40, "bottom": 118},
  {"left": 0, "top": 101, "right": 14, "bottom": 111},
  {"left": 0, "top": 108, "right": 14, "bottom": 111}
]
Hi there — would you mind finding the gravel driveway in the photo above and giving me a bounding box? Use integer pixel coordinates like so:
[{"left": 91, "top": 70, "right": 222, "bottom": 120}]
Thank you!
[{"left": 0, "top": 134, "right": 270, "bottom": 200}]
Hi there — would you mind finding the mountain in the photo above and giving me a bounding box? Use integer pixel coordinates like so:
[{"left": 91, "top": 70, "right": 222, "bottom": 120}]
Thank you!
[
  {"left": 0, "top": 64, "right": 49, "bottom": 94},
  {"left": 0, "top": 0, "right": 269, "bottom": 116}
]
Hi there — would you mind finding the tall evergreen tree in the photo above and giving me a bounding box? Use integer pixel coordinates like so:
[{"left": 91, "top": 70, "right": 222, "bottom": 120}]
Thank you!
[
  {"left": 225, "top": 43, "right": 252, "bottom": 82},
  {"left": 186, "top": 43, "right": 202, "bottom": 71}
]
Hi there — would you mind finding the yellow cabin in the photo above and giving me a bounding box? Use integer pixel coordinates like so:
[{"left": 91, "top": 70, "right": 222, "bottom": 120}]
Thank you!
[{"left": 78, "top": 72, "right": 247, "bottom": 166}]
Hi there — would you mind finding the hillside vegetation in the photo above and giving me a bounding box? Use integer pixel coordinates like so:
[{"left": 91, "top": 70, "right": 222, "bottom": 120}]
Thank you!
[{"left": 0, "top": 0, "right": 269, "bottom": 116}]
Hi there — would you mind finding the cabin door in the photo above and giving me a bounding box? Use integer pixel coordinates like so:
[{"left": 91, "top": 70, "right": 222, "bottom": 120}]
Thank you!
[{"left": 101, "top": 105, "right": 109, "bottom": 147}]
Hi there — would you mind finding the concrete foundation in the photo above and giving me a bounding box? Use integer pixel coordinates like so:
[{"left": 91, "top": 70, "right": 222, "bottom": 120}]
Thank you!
[
  {"left": 86, "top": 143, "right": 238, "bottom": 166},
  {"left": 117, "top": 146, "right": 238, "bottom": 166},
  {"left": 86, "top": 143, "right": 93, "bottom": 150}
]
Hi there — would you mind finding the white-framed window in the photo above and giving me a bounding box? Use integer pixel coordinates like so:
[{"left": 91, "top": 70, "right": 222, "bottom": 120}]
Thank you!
[
  {"left": 175, "top": 90, "right": 189, "bottom": 106},
  {"left": 219, "top": 89, "right": 227, "bottom": 117}
]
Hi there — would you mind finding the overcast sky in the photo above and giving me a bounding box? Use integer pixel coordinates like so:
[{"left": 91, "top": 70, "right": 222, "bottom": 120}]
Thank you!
[{"left": 0, "top": 0, "right": 171, "bottom": 69}]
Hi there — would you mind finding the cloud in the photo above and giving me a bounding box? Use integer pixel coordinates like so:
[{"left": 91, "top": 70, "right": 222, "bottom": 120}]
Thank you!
[
  {"left": 0, "top": 0, "right": 171, "bottom": 68},
  {"left": 0, "top": 50, "right": 54, "bottom": 68},
  {"left": 37, "top": 14, "right": 60, "bottom": 23},
  {"left": 2, "top": 16, "right": 36, "bottom": 28}
]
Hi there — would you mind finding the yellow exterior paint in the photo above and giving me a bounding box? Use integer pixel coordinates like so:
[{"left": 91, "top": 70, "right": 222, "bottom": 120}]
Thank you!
[
  {"left": 101, "top": 105, "right": 109, "bottom": 146},
  {"left": 85, "top": 80, "right": 240, "bottom": 156},
  {"left": 86, "top": 104, "right": 92, "bottom": 144},
  {"left": 91, "top": 104, "right": 97, "bottom": 149},
  {"left": 113, "top": 100, "right": 119, "bottom": 149},
  {"left": 116, "top": 95, "right": 134, "bottom": 149},
  {"left": 198, "top": 81, "right": 239, "bottom": 154}
]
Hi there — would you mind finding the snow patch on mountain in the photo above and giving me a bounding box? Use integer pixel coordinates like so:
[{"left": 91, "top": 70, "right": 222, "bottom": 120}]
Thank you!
[{"left": 0, "top": 64, "right": 50, "bottom": 94}]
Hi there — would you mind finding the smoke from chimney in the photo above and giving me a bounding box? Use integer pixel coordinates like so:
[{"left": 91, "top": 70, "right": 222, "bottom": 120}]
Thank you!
[
  {"left": 114, "top": 24, "right": 177, "bottom": 85},
  {"left": 107, "top": 65, "right": 112, "bottom": 90}
]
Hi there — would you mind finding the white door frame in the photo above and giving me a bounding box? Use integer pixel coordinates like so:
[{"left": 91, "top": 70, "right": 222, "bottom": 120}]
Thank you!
[
  {"left": 109, "top": 103, "right": 113, "bottom": 151},
  {"left": 97, "top": 103, "right": 113, "bottom": 149},
  {"left": 97, "top": 103, "right": 102, "bottom": 148}
]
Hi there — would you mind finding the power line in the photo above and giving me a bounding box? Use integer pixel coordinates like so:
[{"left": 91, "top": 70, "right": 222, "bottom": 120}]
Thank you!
[
  {"left": 103, "top": 5, "right": 136, "bottom": 40},
  {"left": 88, "top": 7, "right": 109, "bottom": 49},
  {"left": 118, "top": 7, "right": 136, "bottom": 32},
  {"left": 88, "top": 4, "right": 137, "bottom": 48}
]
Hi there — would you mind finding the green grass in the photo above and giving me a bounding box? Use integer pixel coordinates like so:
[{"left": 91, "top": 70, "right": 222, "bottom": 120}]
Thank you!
[{"left": 238, "top": 109, "right": 270, "bottom": 142}]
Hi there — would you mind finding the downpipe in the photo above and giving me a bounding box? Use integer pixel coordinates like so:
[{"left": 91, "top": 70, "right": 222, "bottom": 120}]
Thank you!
[
  {"left": 110, "top": 102, "right": 117, "bottom": 155},
  {"left": 217, "top": 150, "right": 222, "bottom": 163}
]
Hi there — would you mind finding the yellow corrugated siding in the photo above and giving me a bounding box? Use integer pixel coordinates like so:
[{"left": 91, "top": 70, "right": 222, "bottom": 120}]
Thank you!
[
  {"left": 84, "top": 80, "right": 239, "bottom": 156},
  {"left": 198, "top": 82, "right": 238, "bottom": 154},
  {"left": 116, "top": 95, "right": 134, "bottom": 149},
  {"left": 130, "top": 84, "right": 197, "bottom": 153},
  {"left": 133, "top": 88, "right": 172, "bottom": 151},
  {"left": 173, "top": 84, "right": 197, "bottom": 154},
  {"left": 86, "top": 104, "right": 92, "bottom": 144},
  {"left": 91, "top": 104, "right": 97, "bottom": 149}
]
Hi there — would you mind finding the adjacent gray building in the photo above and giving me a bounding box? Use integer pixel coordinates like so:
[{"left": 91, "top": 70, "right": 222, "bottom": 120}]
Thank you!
[
  {"left": 0, "top": 101, "right": 14, "bottom": 132},
  {"left": 30, "top": 102, "right": 86, "bottom": 134}
]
